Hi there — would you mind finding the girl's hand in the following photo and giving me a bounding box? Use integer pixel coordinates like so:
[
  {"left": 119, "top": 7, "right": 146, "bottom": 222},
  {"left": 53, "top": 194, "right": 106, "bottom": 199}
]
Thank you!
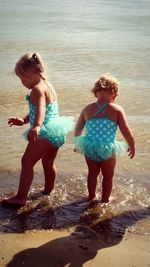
[
  {"left": 127, "top": 147, "right": 135, "bottom": 159},
  {"left": 8, "top": 117, "right": 24, "bottom": 127},
  {"left": 27, "top": 126, "right": 40, "bottom": 142}
]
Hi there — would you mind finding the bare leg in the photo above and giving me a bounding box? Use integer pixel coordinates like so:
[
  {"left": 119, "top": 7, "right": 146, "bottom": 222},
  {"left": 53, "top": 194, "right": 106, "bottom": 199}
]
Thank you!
[
  {"left": 2, "top": 139, "right": 53, "bottom": 207},
  {"left": 101, "top": 157, "right": 116, "bottom": 203},
  {"left": 85, "top": 157, "right": 101, "bottom": 201},
  {"left": 42, "top": 144, "right": 58, "bottom": 194}
]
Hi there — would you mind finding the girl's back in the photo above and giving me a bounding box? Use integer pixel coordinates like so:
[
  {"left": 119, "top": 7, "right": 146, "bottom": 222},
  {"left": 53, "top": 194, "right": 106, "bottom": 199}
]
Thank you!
[
  {"left": 83, "top": 101, "right": 122, "bottom": 123},
  {"left": 83, "top": 101, "right": 121, "bottom": 144},
  {"left": 30, "top": 80, "right": 57, "bottom": 106}
]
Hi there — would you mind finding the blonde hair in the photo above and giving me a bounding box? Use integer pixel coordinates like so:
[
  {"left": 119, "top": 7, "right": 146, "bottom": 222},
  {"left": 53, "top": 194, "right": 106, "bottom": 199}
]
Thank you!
[
  {"left": 91, "top": 73, "right": 120, "bottom": 96},
  {"left": 15, "top": 52, "right": 57, "bottom": 100},
  {"left": 15, "top": 52, "right": 46, "bottom": 79}
]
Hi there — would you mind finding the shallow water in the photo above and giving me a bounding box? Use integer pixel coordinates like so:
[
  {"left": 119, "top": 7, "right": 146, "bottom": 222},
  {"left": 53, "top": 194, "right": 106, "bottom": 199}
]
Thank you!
[{"left": 0, "top": 0, "right": 150, "bottom": 236}]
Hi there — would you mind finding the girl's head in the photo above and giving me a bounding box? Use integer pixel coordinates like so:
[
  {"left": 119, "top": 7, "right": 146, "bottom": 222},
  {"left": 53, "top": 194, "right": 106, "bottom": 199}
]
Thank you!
[
  {"left": 91, "top": 73, "right": 120, "bottom": 98},
  {"left": 15, "top": 52, "right": 46, "bottom": 80},
  {"left": 15, "top": 52, "right": 57, "bottom": 99}
]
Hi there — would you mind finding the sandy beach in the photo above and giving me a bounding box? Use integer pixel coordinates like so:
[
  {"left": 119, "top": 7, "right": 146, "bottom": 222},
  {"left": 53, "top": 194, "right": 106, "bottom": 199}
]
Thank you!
[{"left": 0, "top": 228, "right": 149, "bottom": 267}]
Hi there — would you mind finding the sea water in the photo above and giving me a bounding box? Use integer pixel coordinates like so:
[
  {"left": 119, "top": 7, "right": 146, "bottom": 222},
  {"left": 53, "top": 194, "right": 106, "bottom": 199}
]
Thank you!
[{"left": 0, "top": 0, "right": 149, "bottom": 237}]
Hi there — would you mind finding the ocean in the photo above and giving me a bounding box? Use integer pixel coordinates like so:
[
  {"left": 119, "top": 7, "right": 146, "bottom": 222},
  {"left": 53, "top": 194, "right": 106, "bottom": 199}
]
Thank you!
[{"left": 0, "top": 0, "right": 149, "bottom": 236}]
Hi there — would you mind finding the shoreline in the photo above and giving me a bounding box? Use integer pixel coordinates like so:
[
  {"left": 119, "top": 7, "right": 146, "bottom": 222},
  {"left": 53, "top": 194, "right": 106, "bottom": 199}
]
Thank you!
[{"left": 0, "top": 229, "right": 149, "bottom": 267}]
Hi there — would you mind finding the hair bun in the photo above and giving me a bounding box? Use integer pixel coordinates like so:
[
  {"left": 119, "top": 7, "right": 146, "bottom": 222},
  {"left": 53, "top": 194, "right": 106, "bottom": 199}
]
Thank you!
[
  {"left": 31, "top": 53, "right": 39, "bottom": 63},
  {"left": 32, "top": 53, "right": 37, "bottom": 58}
]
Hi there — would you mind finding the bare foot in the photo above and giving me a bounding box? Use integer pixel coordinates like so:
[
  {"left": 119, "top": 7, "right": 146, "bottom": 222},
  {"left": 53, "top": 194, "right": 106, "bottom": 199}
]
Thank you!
[
  {"left": 42, "top": 188, "right": 53, "bottom": 195},
  {"left": 87, "top": 195, "right": 99, "bottom": 203},
  {"left": 42, "top": 190, "right": 51, "bottom": 195},
  {"left": 1, "top": 196, "right": 26, "bottom": 209},
  {"left": 109, "top": 196, "right": 116, "bottom": 203},
  {"left": 101, "top": 196, "right": 116, "bottom": 204}
]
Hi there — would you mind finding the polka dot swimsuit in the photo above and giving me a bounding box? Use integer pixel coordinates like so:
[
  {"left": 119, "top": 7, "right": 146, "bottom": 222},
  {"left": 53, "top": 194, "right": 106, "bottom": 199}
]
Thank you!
[
  {"left": 74, "top": 101, "right": 127, "bottom": 161},
  {"left": 86, "top": 102, "right": 117, "bottom": 143},
  {"left": 26, "top": 95, "right": 66, "bottom": 147},
  {"left": 27, "top": 95, "right": 60, "bottom": 127}
]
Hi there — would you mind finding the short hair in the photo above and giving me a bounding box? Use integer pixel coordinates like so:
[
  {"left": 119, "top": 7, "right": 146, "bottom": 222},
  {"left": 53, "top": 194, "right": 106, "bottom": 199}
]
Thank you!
[{"left": 91, "top": 73, "right": 120, "bottom": 95}]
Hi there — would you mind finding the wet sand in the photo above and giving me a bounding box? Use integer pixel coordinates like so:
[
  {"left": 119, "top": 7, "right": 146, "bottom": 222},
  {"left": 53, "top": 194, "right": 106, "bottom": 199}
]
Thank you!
[{"left": 0, "top": 229, "right": 149, "bottom": 267}]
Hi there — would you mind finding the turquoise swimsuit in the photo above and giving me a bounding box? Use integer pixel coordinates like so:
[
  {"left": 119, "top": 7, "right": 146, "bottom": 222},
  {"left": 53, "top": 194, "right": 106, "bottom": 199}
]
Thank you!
[
  {"left": 74, "top": 101, "right": 127, "bottom": 161},
  {"left": 24, "top": 95, "right": 74, "bottom": 148}
]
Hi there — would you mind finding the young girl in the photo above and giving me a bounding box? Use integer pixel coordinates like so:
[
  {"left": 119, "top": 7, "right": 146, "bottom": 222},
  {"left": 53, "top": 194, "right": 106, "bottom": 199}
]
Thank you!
[
  {"left": 74, "top": 73, "right": 135, "bottom": 203},
  {"left": 2, "top": 52, "right": 74, "bottom": 208}
]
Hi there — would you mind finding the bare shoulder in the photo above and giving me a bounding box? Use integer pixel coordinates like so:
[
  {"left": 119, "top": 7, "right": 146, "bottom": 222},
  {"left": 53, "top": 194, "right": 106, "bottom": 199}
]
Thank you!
[
  {"left": 82, "top": 102, "right": 97, "bottom": 120},
  {"left": 32, "top": 84, "right": 44, "bottom": 97},
  {"left": 83, "top": 102, "right": 95, "bottom": 113},
  {"left": 109, "top": 102, "right": 125, "bottom": 113},
  {"left": 30, "top": 84, "right": 45, "bottom": 105}
]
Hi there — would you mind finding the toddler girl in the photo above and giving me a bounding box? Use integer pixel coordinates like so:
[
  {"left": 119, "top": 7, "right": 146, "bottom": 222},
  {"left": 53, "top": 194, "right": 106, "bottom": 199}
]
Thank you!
[
  {"left": 74, "top": 73, "right": 135, "bottom": 203},
  {"left": 2, "top": 52, "right": 74, "bottom": 208}
]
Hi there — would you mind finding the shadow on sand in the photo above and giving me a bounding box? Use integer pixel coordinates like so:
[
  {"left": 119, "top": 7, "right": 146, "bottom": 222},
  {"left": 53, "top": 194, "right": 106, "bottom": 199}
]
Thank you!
[{"left": 5, "top": 206, "right": 150, "bottom": 267}]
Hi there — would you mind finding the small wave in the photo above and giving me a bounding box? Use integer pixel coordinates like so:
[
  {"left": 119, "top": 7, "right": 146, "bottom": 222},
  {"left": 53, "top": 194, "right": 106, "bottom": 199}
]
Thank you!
[{"left": 0, "top": 174, "right": 149, "bottom": 240}]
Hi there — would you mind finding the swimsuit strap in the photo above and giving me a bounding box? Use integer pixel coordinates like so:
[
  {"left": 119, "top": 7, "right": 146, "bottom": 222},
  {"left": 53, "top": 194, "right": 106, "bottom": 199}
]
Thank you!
[{"left": 93, "top": 101, "right": 109, "bottom": 118}]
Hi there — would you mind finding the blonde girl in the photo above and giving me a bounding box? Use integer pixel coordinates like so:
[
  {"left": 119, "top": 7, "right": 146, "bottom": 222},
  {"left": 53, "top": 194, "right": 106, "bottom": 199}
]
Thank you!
[
  {"left": 74, "top": 73, "right": 135, "bottom": 203},
  {"left": 2, "top": 52, "right": 74, "bottom": 208}
]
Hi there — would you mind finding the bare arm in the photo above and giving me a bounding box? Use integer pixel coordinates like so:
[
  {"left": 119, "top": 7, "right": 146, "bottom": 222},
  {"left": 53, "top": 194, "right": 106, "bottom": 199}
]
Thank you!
[
  {"left": 118, "top": 107, "right": 135, "bottom": 158},
  {"left": 74, "top": 110, "right": 86, "bottom": 153},
  {"left": 33, "top": 93, "right": 46, "bottom": 128},
  {"left": 28, "top": 88, "right": 46, "bottom": 142},
  {"left": 23, "top": 114, "right": 29, "bottom": 124},
  {"left": 74, "top": 110, "right": 86, "bottom": 137},
  {"left": 8, "top": 114, "right": 29, "bottom": 127}
]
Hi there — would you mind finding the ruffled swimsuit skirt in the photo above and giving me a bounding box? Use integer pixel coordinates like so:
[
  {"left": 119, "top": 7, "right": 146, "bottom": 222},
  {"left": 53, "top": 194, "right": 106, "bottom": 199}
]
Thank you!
[
  {"left": 74, "top": 117, "right": 127, "bottom": 162},
  {"left": 24, "top": 95, "right": 74, "bottom": 148}
]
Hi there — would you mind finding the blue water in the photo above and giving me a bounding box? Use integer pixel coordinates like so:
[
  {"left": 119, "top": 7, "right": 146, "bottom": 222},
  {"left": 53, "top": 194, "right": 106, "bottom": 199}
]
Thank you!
[{"left": 0, "top": 0, "right": 150, "bottom": 89}]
